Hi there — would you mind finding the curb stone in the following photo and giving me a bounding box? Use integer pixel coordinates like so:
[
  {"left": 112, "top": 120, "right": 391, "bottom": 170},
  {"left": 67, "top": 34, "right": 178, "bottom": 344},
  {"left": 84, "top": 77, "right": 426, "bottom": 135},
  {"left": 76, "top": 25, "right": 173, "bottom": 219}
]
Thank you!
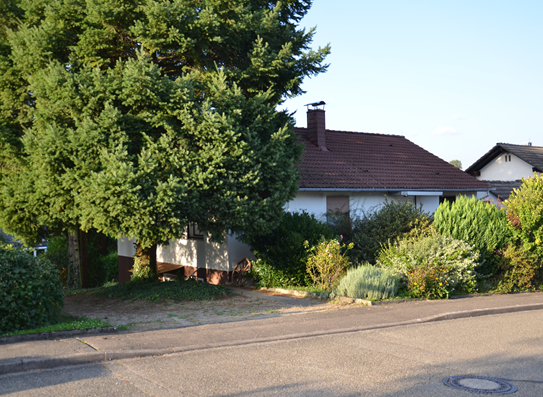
[
  {"left": 3, "top": 302, "right": 543, "bottom": 376},
  {"left": 0, "top": 326, "right": 117, "bottom": 345}
]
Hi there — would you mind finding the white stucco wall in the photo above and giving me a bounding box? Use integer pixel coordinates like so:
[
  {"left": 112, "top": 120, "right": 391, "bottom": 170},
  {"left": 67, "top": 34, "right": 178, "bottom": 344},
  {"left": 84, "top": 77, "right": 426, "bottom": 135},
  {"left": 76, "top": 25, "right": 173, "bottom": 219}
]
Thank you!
[
  {"left": 285, "top": 191, "right": 442, "bottom": 219},
  {"left": 118, "top": 237, "right": 136, "bottom": 257},
  {"left": 479, "top": 153, "right": 533, "bottom": 181},
  {"left": 228, "top": 234, "right": 255, "bottom": 268}
]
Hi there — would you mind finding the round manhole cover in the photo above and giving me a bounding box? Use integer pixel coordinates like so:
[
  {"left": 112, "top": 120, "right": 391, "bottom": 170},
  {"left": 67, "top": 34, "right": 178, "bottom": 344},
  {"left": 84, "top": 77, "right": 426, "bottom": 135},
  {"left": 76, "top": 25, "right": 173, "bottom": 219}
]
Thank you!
[{"left": 443, "top": 375, "right": 517, "bottom": 394}]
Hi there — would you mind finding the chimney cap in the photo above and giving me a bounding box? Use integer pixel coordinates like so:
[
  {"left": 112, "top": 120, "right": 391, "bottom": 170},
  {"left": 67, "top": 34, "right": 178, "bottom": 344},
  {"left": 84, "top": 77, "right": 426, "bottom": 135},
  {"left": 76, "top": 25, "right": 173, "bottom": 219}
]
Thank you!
[{"left": 305, "top": 101, "right": 326, "bottom": 110}]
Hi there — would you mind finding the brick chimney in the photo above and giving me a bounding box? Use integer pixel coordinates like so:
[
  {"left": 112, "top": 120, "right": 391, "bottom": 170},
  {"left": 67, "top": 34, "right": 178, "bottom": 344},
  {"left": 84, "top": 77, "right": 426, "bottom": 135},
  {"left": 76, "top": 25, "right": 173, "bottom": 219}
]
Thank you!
[{"left": 307, "top": 108, "right": 328, "bottom": 151}]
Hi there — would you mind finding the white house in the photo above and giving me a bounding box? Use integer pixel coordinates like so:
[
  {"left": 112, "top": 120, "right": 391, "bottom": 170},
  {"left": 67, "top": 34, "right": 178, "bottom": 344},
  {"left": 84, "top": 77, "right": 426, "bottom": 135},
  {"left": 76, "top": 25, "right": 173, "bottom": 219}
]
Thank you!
[
  {"left": 118, "top": 106, "right": 491, "bottom": 284},
  {"left": 466, "top": 142, "right": 543, "bottom": 207}
]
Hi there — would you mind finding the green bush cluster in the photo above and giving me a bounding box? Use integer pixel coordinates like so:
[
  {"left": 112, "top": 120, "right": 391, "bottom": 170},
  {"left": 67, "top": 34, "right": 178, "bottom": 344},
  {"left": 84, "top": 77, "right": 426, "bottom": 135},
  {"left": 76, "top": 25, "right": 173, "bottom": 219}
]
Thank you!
[
  {"left": 349, "top": 200, "right": 432, "bottom": 264},
  {"left": 241, "top": 211, "right": 333, "bottom": 286},
  {"left": 378, "top": 232, "right": 479, "bottom": 298},
  {"left": 495, "top": 245, "right": 543, "bottom": 292},
  {"left": 505, "top": 173, "right": 543, "bottom": 258},
  {"left": 305, "top": 237, "right": 353, "bottom": 292},
  {"left": 0, "top": 246, "right": 64, "bottom": 332},
  {"left": 434, "top": 196, "right": 511, "bottom": 276},
  {"left": 334, "top": 264, "right": 399, "bottom": 300}
]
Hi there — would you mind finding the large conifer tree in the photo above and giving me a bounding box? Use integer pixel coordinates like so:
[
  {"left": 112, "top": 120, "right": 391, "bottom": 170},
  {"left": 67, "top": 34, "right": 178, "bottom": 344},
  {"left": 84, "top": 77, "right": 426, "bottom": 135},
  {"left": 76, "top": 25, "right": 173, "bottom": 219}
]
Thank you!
[{"left": 0, "top": 0, "right": 330, "bottom": 279}]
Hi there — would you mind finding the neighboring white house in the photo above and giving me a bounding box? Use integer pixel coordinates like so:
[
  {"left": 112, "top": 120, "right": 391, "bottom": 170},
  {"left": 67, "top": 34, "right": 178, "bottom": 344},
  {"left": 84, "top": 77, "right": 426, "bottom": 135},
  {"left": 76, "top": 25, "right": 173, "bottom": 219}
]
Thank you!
[
  {"left": 118, "top": 106, "right": 491, "bottom": 284},
  {"left": 466, "top": 142, "right": 543, "bottom": 207}
]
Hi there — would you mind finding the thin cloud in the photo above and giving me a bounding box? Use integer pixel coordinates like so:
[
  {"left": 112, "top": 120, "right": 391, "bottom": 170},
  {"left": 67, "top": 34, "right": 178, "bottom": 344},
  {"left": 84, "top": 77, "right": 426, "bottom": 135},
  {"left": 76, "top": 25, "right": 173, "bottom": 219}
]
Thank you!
[
  {"left": 433, "top": 126, "right": 459, "bottom": 136},
  {"left": 452, "top": 114, "right": 466, "bottom": 120}
]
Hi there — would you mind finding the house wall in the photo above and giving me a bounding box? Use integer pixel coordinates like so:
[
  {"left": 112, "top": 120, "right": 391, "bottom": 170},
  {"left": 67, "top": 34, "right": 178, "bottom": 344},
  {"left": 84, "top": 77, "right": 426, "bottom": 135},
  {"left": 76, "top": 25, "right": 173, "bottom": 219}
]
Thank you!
[
  {"left": 285, "top": 191, "right": 441, "bottom": 219},
  {"left": 118, "top": 191, "right": 474, "bottom": 284},
  {"left": 479, "top": 153, "right": 533, "bottom": 181}
]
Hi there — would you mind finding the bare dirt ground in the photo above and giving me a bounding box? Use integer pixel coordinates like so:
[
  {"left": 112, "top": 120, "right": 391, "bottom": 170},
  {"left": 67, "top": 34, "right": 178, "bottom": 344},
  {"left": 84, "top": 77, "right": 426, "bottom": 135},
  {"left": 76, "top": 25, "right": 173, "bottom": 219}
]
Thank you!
[{"left": 63, "top": 289, "right": 347, "bottom": 332}]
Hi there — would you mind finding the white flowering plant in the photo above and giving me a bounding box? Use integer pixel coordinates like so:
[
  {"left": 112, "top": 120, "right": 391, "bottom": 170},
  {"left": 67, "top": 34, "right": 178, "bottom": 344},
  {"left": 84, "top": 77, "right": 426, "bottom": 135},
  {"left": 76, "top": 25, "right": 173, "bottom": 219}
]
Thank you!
[{"left": 377, "top": 232, "right": 480, "bottom": 298}]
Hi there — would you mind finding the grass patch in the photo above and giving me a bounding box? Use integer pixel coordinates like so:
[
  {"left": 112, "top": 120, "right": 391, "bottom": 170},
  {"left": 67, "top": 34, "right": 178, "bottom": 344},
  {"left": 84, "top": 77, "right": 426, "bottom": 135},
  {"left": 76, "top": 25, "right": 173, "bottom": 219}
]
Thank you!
[
  {"left": 0, "top": 314, "right": 110, "bottom": 337},
  {"left": 66, "top": 279, "right": 233, "bottom": 302}
]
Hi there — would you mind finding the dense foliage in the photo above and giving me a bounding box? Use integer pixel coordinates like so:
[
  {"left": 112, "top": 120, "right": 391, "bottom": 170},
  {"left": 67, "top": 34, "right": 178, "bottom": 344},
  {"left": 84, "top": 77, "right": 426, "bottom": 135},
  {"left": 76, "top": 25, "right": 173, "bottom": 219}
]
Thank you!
[
  {"left": 333, "top": 264, "right": 399, "bottom": 300},
  {"left": 377, "top": 232, "right": 479, "bottom": 298},
  {"left": 70, "top": 278, "right": 232, "bottom": 302},
  {"left": 505, "top": 173, "right": 543, "bottom": 258},
  {"left": 305, "top": 237, "right": 353, "bottom": 292},
  {"left": 241, "top": 211, "right": 334, "bottom": 286},
  {"left": 434, "top": 196, "right": 511, "bottom": 276},
  {"left": 0, "top": 246, "right": 63, "bottom": 332},
  {"left": 495, "top": 245, "right": 543, "bottom": 293},
  {"left": 349, "top": 199, "right": 432, "bottom": 264},
  {"left": 0, "top": 0, "right": 330, "bottom": 278}
]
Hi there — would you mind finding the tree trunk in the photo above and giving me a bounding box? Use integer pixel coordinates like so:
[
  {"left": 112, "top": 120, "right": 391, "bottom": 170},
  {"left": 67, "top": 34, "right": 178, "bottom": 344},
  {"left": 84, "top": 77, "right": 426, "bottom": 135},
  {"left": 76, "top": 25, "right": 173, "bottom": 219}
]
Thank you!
[
  {"left": 133, "top": 241, "right": 158, "bottom": 281},
  {"left": 67, "top": 231, "right": 81, "bottom": 289},
  {"left": 67, "top": 230, "right": 89, "bottom": 288},
  {"left": 78, "top": 230, "right": 88, "bottom": 288}
]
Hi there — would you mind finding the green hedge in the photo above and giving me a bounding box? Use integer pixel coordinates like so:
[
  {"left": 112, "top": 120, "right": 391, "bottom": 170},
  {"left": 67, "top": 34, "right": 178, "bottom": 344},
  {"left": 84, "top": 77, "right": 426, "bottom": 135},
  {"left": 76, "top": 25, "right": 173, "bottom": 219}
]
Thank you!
[
  {"left": 0, "top": 246, "right": 64, "bottom": 332},
  {"left": 241, "top": 211, "right": 333, "bottom": 286},
  {"left": 434, "top": 196, "right": 511, "bottom": 276}
]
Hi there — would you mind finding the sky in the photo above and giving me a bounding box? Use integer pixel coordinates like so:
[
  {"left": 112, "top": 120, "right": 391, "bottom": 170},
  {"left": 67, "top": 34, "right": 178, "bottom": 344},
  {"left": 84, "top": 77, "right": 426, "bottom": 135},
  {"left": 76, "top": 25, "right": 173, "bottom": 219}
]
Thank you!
[{"left": 279, "top": 0, "right": 543, "bottom": 169}]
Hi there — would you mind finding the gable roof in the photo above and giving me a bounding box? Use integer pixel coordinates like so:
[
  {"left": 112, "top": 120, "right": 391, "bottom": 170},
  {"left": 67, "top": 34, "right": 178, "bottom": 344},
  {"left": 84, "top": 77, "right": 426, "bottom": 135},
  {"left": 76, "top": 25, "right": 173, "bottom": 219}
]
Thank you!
[
  {"left": 482, "top": 180, "right": 523, "bottom": 201},
  {"left": 466, "top": 143, "right": 543, "bottom": 175},
  {"left": 295, "top": 128, "right": 490, "bottom": 191}
]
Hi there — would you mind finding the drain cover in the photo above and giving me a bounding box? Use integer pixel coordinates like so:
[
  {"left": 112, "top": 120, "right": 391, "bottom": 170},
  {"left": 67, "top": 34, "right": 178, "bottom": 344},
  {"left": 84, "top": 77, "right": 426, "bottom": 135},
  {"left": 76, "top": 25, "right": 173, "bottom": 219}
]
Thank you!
[{"left": 443, "top": 375, "right": 517, "bottom": 394}]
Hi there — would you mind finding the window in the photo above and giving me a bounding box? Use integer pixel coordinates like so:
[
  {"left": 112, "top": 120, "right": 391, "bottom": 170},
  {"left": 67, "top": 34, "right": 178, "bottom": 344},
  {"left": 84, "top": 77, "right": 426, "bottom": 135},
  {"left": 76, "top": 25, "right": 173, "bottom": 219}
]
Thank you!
[
  {"left": 326, "top": 196, "right": 350, "bottom": 224},
  {"left": 439, "top": 196, "right": 456, "bottom": 204},
  {"left": 187, "top": 223, "right": 204, "bottom": 240}
]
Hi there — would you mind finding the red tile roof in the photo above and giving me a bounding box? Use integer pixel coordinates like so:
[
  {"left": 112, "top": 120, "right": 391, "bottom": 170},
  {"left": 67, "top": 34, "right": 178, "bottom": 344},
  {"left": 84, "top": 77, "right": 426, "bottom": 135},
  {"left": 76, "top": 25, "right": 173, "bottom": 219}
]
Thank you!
[{"left": 295, "top": 128, "right": 490, "bottom": 190}]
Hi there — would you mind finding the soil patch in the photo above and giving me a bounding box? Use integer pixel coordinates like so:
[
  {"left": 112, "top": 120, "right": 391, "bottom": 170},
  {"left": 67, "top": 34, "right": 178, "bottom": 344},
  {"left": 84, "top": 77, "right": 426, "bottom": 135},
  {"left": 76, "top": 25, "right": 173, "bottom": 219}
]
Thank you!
[{"left": 63, "top": 289, "right": 346, "bottom": 332}]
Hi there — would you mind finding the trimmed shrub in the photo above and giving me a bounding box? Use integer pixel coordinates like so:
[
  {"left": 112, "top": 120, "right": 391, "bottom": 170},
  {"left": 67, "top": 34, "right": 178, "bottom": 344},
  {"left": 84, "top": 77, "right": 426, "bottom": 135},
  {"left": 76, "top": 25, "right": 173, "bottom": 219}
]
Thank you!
[
  {"left": 240, "top": 211, "right": 333, "bottom": 286},
  {"left": 334, "top": 264, "right": 399, "bottom": 300},
  {"left": 505, "top": 173, "right": 543, "bottom": 258},
  {"left": 494, "top": 245, "right": 543, "bottom": 292},
  {"left": 377, "top": 232, "right": 479, "bottom": 298},
  {"left": 350, "top": 199, "right": 432, "bottom": 264},
  {"left": 0, "top": 246, "right": 64, "bottom": 332},
  {"left": 305, "top": 237, "right": 353, "bottom": 292},
  {"left": 434, "top": 196, "right": 511, "bottom": 276}
]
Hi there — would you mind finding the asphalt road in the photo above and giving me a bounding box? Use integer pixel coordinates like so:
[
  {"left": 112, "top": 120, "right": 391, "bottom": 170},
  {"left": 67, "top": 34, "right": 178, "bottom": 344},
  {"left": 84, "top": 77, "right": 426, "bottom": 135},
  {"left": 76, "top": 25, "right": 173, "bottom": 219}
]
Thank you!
[{"left": 1, "top": 309, "right": 542, "bottom": 396}]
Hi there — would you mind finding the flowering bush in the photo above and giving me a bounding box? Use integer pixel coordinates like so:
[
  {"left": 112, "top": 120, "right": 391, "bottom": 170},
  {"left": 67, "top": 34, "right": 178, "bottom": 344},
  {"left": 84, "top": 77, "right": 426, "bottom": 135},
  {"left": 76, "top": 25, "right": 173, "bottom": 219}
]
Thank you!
[
  {"left": 377, "top": 232, "right": 479, "bottom": 298},
  {"left": 305, "top": 236, "right": 353, "bottom": 292}
]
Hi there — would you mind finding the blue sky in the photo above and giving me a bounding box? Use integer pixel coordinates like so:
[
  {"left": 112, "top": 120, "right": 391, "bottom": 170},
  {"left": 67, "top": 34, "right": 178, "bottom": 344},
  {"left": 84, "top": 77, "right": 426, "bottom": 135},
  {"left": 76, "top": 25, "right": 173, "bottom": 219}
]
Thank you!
[{"left": 280, "top": 1, "right": 542, "bottom": 169}]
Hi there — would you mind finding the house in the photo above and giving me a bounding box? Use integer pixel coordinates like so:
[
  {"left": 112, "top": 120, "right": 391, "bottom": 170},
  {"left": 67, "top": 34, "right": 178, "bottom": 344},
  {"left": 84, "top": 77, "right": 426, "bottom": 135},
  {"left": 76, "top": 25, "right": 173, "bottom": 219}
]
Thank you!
[
  {"left": 118, "top": 105, "right": 491, "bottom": 284},
  {"left": 465, "top": 143, "right": 543, "bottom": 207}
]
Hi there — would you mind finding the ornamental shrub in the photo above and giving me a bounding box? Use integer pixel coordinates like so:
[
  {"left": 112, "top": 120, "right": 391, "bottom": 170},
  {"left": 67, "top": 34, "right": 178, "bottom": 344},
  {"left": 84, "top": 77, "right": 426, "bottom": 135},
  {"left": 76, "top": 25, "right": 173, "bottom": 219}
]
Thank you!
[
  {"left": 240, "top": 211, "right": 334, "bottom": 286},
  {"left": 377, "top": 232, "right": 479, "bottom": 298},
  {"left": 333, "top": 264, "right": 399, "bottom": 300},
  {"left": 434, "top": 196, "right": 511, "bottom": 276},
  {"left": 349, "top": 199, "right": 432, "bottom": 264},
  {"left": 0, "top": 246, "right": 64, "bottom": 332},
  {"left": 305, "top": 237, "right": 353, "bottom": 292},
  {"left": 504, "top": 173, "right": 543, "bottom": 258},
  {"left": 248, "top": 258, "right": 298, "bottom": 288},
  {"left": 494, "top": 245, "right": 543, "bottom": 292}
]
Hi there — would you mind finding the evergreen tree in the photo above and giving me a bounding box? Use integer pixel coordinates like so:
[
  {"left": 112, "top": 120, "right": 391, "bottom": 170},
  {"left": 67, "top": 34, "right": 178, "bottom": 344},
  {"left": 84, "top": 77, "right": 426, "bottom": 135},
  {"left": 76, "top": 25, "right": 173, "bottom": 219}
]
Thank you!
[{"left": 0, "top": 0, "right": 330, "bottom": 279}]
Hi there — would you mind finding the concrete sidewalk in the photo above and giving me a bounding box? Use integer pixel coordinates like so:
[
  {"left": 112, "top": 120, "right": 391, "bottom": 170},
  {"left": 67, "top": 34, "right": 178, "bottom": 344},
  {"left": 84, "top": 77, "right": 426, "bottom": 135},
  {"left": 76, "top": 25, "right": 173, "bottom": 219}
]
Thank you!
[{"left": 2, "top": 291, "right": 543, "bottom": 376}]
